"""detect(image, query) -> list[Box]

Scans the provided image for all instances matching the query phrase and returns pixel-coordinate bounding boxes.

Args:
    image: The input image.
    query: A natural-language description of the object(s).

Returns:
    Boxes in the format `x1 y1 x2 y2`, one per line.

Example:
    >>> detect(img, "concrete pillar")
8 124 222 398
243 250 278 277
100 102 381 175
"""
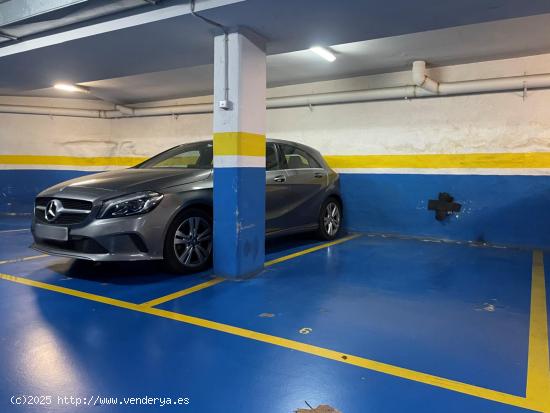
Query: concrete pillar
213 31 266 279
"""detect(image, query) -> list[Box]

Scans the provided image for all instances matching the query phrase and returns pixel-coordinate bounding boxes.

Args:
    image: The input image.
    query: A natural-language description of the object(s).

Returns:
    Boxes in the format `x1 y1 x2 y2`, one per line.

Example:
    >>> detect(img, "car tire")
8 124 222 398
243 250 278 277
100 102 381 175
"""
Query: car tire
316 197 343 241
163 208 213 273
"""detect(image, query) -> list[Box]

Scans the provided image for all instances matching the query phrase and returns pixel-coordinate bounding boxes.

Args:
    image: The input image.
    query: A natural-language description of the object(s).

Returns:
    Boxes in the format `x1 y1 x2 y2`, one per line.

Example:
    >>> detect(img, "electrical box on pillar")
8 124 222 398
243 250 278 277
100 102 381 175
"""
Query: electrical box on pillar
212 30 267 279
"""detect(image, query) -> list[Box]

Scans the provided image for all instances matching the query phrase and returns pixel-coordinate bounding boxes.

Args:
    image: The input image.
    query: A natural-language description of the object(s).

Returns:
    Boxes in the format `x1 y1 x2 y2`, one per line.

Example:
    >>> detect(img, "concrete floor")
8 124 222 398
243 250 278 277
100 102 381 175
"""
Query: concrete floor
0 217 548 412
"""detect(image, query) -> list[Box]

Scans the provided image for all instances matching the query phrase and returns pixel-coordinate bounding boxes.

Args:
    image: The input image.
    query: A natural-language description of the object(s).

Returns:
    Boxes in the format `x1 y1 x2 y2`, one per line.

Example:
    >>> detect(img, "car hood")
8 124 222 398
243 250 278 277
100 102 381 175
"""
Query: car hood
40 168 212 200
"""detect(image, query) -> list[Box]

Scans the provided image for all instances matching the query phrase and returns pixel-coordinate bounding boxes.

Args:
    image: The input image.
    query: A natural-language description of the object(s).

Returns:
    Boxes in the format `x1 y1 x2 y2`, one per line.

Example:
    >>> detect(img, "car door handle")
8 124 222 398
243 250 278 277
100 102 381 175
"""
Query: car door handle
273 175 286 183
314 173 325 178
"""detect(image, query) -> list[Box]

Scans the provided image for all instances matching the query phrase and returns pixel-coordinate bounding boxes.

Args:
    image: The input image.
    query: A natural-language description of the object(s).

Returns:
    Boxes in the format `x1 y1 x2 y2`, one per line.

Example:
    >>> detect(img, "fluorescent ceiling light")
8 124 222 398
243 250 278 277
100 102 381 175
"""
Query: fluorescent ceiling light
53 83 89 93
309 46 336 62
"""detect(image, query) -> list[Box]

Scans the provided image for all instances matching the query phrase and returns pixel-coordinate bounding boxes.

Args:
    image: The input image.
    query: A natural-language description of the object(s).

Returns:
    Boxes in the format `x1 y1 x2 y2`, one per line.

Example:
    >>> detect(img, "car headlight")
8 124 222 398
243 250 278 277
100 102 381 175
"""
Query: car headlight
98 191 163 219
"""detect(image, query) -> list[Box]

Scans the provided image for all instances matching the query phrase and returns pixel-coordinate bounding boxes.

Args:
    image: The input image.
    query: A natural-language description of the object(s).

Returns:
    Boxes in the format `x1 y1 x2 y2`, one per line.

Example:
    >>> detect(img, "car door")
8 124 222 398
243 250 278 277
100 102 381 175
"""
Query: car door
279 143 328 229
265 142 293 233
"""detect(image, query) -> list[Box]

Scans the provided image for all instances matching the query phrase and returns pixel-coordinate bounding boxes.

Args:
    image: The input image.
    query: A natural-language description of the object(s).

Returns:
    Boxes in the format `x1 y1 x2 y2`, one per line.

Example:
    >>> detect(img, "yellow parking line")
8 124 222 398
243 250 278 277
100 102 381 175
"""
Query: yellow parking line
264 233 361 267
0 254 49 266
0 271 540 411
139 277 225 308
141 233 361 307
0 272 141 308
525 250 550 412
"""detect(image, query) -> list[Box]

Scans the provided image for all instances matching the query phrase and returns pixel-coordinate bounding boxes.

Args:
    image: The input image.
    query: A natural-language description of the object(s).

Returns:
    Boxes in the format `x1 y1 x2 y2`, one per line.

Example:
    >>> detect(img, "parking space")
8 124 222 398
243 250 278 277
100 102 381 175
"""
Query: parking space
157 236 533 395
0 272 534 413
0 229 547 412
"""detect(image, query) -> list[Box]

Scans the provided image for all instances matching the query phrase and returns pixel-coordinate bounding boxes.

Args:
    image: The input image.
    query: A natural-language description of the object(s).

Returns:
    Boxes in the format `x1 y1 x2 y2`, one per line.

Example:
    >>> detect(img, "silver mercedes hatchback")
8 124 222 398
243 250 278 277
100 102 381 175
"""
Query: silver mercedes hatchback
31 139 343 273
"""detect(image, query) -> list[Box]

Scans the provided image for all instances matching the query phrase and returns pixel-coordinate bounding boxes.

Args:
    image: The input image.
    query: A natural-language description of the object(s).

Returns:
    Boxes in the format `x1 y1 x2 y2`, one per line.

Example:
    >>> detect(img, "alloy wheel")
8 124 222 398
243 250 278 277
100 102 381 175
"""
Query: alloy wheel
173 216 212 268
323 202 341 237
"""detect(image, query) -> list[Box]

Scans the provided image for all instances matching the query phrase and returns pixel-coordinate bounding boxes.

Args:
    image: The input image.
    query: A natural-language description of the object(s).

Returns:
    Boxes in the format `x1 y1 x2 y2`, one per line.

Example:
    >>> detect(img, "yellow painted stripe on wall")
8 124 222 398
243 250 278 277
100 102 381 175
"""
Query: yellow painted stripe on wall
325 152 550 169
213 132 266 157
0 155 146 167
3 152 550 169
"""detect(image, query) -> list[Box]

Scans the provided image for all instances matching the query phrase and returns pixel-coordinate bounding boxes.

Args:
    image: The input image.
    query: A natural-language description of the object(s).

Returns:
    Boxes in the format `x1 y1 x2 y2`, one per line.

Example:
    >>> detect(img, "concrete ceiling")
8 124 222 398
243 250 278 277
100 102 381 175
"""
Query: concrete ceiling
2 0 550 101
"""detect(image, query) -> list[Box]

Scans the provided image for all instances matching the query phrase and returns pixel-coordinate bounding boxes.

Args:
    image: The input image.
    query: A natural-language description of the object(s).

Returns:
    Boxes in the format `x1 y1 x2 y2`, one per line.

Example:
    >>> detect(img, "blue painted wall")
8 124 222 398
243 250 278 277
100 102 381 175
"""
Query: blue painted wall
2 170 550 248
0 170 92 214
340 173 550 248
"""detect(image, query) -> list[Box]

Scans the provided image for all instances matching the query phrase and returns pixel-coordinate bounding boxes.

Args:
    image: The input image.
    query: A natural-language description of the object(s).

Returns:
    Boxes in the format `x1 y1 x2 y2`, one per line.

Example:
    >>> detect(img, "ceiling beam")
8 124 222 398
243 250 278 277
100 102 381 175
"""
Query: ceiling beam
0 0 88 27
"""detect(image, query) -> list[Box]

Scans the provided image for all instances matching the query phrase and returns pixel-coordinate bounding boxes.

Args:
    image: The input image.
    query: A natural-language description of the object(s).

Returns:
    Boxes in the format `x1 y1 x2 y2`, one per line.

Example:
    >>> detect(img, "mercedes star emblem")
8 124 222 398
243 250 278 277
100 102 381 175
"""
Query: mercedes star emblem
45 199 63 222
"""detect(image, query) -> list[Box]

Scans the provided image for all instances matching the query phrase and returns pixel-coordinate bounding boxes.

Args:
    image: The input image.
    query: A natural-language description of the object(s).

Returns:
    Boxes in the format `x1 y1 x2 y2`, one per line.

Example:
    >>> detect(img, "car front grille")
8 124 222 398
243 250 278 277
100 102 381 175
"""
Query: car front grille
35 197 93 225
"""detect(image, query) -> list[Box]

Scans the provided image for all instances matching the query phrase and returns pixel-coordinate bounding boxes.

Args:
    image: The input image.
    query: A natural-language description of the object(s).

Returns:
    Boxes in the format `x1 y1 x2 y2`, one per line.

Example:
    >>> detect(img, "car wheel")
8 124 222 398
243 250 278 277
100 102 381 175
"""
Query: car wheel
163 208 213 273
317 198 342 240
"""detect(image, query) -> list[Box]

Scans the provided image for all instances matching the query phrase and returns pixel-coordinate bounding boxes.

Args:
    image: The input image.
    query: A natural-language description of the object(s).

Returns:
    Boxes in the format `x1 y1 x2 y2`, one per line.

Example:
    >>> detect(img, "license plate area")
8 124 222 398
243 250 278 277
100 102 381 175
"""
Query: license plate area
35 223 68 241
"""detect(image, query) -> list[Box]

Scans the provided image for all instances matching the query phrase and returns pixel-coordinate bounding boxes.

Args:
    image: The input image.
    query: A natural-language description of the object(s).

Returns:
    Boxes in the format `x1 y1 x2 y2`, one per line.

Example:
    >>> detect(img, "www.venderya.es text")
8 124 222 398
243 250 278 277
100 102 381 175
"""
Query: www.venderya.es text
10 395 190 407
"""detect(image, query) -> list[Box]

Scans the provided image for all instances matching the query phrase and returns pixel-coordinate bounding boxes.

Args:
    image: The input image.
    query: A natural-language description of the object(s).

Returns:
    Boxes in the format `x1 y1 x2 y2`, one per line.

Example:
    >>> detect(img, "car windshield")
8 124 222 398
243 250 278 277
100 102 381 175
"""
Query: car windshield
136 142 213 169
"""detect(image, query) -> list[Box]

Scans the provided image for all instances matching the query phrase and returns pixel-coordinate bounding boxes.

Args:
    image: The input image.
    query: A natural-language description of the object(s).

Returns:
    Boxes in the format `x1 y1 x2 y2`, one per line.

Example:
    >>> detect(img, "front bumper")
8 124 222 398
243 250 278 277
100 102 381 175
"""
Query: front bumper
31 195 184 262
31 241 157 262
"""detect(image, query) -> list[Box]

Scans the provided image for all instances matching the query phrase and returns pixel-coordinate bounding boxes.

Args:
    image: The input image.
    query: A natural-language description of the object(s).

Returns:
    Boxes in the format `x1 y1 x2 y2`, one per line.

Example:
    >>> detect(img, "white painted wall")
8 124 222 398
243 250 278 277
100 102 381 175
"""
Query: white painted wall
269 90 550 156
2 53 550 163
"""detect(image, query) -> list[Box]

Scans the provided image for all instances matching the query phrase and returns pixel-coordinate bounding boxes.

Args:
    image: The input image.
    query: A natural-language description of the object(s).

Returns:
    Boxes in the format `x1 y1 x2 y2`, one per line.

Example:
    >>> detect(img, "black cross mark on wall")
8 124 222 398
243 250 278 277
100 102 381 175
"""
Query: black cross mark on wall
428 193 461 221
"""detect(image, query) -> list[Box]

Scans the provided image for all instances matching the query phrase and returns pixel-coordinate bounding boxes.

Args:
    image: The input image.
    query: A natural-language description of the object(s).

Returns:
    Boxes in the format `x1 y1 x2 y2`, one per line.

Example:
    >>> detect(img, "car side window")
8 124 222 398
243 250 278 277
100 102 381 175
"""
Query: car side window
266 143 280 171
280 144 321 169
151 150 202 168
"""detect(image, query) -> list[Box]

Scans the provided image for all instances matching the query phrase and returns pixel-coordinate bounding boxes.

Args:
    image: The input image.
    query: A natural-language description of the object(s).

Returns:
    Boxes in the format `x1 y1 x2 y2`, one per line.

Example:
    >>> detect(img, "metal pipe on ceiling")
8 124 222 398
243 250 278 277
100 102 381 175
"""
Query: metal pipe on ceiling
189 0 231 109
0 0 88 27
114 103 213 117
412 60 550 95
0 104 119 118
0 102 215 118
267 86 431 108
0 30 18 41
0 0 159 44
3 61 550 118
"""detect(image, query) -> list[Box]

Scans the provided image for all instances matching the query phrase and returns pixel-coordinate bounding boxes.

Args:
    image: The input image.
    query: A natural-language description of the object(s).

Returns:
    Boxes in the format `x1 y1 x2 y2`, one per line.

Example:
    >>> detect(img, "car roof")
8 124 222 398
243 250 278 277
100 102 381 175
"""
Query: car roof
176 138 305 148
266 138 304 147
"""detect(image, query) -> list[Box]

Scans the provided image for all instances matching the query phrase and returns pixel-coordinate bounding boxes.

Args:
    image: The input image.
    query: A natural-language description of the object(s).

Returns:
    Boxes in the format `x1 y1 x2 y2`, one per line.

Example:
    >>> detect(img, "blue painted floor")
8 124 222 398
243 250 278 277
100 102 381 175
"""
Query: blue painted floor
0 215 32 231
0 217 547 412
